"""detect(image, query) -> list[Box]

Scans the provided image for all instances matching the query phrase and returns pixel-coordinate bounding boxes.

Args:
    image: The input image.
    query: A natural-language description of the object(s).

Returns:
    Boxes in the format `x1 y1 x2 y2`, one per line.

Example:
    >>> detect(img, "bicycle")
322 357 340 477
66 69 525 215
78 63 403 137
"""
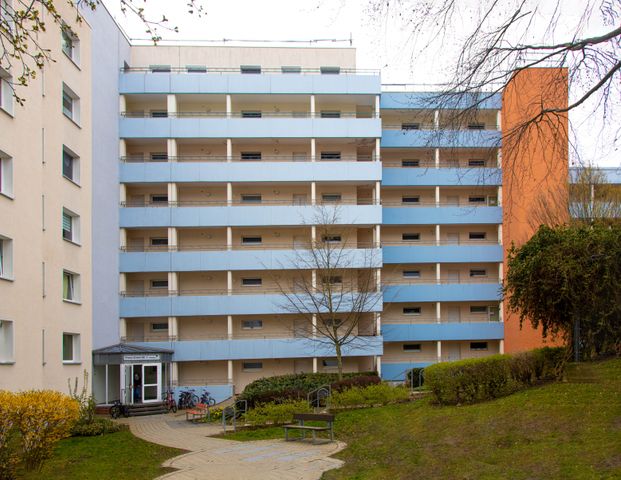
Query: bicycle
109 399 130 419
199 391 217 407
163 389 178 413
178 388 199 409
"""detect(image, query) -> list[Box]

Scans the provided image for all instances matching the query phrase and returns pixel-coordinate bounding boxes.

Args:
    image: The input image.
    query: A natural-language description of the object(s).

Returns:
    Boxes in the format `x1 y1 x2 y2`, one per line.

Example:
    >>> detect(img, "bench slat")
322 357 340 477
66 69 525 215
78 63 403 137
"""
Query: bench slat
293 413 334 422
284 425 330 431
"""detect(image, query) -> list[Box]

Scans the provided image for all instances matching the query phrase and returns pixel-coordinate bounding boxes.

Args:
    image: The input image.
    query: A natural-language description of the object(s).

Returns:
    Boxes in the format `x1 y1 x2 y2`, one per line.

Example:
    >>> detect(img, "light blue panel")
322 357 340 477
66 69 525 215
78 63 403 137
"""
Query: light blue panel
120 205 382 228
382 167 501 186
381 129 501 148
120 248 382 272
121 293 383 317
381 362 434 381
382 322 504 342
119 73 381 94
129 336 383 362
384 283 502 303
380 92 501 110
382 245 503 264
120 117 381 139
382 206 502 225
172 384 233 404
569 167 621 184
120 161 382 184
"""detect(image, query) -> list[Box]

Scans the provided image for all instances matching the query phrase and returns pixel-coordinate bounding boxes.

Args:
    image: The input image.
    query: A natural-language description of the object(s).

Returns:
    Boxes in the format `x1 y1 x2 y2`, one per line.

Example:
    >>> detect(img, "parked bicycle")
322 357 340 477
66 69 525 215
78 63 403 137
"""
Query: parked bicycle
109 399 130 419
163 389 178 413
199 391 217 406
177 388 199 409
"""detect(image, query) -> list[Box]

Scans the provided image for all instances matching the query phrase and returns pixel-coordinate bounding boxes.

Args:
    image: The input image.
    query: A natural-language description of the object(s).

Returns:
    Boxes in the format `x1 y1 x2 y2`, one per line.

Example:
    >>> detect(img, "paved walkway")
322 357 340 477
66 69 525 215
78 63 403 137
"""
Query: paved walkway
121 414 345 480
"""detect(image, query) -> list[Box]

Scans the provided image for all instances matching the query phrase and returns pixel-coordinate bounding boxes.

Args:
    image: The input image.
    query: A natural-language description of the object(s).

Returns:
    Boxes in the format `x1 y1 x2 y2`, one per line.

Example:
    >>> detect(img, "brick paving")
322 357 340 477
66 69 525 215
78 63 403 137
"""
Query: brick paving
121 414 345 480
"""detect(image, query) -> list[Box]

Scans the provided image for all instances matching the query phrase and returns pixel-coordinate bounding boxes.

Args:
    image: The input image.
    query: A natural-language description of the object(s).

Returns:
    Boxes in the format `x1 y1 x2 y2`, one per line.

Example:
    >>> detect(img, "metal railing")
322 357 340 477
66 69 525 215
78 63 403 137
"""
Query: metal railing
120 241 381 252
121 286 381 297
308 384 331 411
121 111 379 119
122 66 380 75
121 154 376 163
222 399 248 433
120 198 381 207
381 200 498 207
382 159 497 168
384 277 501 286
382 123 500 131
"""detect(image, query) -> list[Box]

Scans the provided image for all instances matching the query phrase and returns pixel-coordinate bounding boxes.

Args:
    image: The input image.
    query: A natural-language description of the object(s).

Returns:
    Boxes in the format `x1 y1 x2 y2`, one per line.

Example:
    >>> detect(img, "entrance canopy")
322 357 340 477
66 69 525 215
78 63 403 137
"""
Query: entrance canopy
93 343 173 366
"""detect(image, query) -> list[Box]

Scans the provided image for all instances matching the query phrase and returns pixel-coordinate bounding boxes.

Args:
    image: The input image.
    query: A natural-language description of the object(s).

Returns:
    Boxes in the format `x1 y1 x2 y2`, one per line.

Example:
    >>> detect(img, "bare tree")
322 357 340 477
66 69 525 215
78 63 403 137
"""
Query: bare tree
271 206 382 380
0 0 204 103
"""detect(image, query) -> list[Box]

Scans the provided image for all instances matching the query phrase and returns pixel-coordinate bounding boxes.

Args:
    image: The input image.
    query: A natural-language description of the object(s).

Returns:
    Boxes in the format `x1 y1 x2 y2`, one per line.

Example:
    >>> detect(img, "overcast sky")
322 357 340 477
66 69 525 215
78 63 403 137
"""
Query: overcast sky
102 0 619 167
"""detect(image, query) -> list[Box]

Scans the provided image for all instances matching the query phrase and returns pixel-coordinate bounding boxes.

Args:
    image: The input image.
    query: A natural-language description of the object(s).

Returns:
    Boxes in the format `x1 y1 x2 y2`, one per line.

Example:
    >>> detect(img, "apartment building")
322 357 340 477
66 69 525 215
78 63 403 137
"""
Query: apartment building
0 2 94 391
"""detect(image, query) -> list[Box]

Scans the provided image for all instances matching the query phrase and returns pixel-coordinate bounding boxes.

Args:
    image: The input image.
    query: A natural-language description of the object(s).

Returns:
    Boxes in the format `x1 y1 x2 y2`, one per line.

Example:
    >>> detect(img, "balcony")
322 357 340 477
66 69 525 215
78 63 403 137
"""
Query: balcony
120 289 384 317
382 322 504 342
381 128 501 149
120 158 382 184
119 201 382 228
382 204 502 225
382 243 503 264
382 166 501 187
125 335 383 362
120 245 382 272
119 67 381 95
383 280 502 303
379 91 502 111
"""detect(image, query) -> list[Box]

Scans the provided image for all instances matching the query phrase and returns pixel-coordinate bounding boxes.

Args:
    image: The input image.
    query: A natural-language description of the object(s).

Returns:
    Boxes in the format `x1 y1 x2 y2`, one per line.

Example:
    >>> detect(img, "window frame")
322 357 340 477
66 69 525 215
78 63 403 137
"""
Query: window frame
241 278 262 287
62 270 80 303
62 208 80 244
321 193 342 203
60 24 80 65
151 322 169 332
403 270 421 279
241 194 262 204
150 279 169 289
402 196 421 204
240 65 261 74
62 83 80 124
403 343 422 352
0 319 15 363
470 341 489 351
403 307 422 316
241 110 262 118
402 233 421 242
62 332 81 363
320 151 342 160
242 319 263 330
241 236 262 246
0 150 13 198
240 152 262 161
0 235 13 280
468 232 487 241
62 146 80 185
402 159 420 167
242 361 263 371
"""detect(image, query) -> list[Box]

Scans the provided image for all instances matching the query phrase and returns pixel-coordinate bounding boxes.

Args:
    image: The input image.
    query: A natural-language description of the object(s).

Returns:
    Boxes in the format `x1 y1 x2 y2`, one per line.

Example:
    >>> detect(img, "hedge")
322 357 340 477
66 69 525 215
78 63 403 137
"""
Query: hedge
330 383 410 409
243 400 312 426
240 371 378 407
424 347 567 405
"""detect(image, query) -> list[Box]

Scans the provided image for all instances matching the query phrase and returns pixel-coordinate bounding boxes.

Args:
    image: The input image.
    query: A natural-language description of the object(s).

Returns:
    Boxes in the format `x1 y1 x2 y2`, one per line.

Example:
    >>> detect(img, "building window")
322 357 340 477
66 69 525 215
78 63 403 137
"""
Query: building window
468 196 486 204
470 341 488 351
470 306 488 314
402 233 420 242
403 307 421 315
150 280 168 289
281 66 301 74
403 343 422 352
61 25 79 64
150 194 168 204
403 270 421 279
320 151 341 160
0 67 13 115
240 65 261 74
241 194 262 204
150 152 168 162
62 208 80 243
322 235 342 243
62 271 80 302
0 319 14 363
241 152 262 161
242 320 263 330
320 110 341 119
62 147 80 183
322 359 338 368
469 232 487 240
402 196 420 204
469 269 487 278
402 159 420 167
186 65 207 73
242 278 262 287
320 66 340 75
467 123 485 130
0 151 13 197
322 276 342 286
62 84 80 124
241 236 262 245
150 237 168 247
151 322 169 331
401 123 420 130
150 110 168 118
62 333 81 363
0 236 13 279
468 159 486 167
241 110 262 118
242 361 263 371
321 193 342 203
150 64 171 73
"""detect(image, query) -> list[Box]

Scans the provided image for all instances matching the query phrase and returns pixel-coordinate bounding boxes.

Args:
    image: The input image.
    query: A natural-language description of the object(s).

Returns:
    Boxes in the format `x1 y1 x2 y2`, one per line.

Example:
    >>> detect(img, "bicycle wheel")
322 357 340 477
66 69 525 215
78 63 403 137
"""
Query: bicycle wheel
109 405 120 419
190 394 200 408
208 397 216 407
122 406 131 418
170 400 178 413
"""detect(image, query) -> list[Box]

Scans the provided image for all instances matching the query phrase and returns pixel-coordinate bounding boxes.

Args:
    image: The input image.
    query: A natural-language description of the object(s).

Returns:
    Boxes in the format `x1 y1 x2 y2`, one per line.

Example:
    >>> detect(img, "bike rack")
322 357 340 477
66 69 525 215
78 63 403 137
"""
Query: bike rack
307 384 331 411
222 399 248 433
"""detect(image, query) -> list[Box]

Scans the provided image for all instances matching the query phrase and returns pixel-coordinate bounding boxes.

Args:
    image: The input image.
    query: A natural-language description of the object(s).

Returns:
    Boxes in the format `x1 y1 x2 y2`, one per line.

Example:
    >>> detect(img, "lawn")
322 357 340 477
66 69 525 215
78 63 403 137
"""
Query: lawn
18 429 183 480
226 359 621 480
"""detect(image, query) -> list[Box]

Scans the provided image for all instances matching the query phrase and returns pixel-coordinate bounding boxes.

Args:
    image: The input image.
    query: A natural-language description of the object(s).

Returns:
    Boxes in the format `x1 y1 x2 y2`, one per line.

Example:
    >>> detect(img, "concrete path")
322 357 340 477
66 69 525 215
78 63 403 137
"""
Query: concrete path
121 414 345 480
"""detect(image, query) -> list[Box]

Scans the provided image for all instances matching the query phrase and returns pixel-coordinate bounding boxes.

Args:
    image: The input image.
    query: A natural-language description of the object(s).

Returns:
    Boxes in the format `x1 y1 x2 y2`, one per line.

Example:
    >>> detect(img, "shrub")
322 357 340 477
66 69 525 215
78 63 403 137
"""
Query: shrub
0 391 18 480
331 383 409 409
243 400 312 427
67 371 96 426
425 347 567 405
71 418 126 437
331 375 381 393
14 390 80 470
240 371 377 407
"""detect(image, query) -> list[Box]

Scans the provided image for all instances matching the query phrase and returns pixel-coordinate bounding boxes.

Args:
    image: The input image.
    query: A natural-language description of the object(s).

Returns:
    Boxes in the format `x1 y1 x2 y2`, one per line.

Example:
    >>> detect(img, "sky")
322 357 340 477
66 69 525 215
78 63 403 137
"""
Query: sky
102 0 619 167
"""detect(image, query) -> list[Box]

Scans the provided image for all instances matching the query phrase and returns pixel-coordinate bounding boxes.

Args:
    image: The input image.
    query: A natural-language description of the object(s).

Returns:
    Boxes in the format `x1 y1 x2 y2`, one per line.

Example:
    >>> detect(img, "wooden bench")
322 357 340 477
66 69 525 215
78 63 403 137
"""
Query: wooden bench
185 403 210 422
284 413 335 444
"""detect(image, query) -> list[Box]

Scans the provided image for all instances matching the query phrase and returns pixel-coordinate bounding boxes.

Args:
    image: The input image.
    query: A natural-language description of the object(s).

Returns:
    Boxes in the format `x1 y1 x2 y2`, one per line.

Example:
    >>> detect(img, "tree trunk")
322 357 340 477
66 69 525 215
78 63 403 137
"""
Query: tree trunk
335 342 344 381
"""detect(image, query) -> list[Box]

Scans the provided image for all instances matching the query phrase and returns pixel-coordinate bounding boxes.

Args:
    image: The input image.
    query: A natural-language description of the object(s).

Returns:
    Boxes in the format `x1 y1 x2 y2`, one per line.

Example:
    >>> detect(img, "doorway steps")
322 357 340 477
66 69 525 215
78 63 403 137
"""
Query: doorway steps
128 402 168 416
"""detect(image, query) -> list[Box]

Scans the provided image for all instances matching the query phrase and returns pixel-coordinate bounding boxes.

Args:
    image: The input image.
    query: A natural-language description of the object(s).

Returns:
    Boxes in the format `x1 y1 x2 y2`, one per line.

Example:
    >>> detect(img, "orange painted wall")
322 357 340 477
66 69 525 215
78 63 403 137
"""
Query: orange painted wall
501 68 569 353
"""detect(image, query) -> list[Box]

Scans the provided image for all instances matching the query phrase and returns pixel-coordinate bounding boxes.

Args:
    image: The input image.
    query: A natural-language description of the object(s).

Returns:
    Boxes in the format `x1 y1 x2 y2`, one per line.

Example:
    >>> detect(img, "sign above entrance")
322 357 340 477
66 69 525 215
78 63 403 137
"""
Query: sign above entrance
123 354 161 362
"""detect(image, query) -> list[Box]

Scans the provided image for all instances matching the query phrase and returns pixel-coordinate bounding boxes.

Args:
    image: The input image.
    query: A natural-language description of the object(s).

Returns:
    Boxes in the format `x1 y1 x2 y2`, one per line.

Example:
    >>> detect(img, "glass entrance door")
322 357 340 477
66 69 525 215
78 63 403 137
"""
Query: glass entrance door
142 363 161 403
120 364 133 404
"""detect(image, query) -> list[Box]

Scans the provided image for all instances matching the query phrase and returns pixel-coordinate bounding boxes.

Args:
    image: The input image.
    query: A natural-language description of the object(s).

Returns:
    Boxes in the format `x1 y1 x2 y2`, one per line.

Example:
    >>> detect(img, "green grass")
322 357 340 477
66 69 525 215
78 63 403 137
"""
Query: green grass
17 429 183 480
226 359 621 479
